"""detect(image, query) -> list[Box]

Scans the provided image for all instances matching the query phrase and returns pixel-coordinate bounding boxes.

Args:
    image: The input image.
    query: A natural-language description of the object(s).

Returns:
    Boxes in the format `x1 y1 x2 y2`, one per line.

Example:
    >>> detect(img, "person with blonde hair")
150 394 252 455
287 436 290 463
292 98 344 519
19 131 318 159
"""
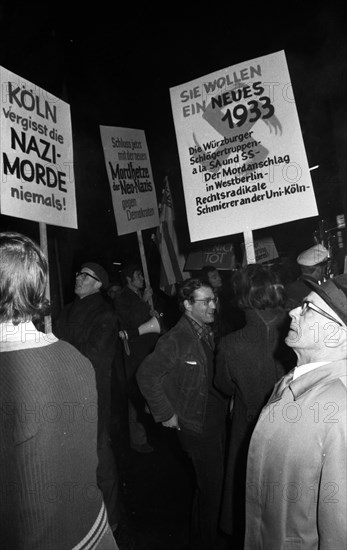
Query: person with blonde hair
0 232 118 549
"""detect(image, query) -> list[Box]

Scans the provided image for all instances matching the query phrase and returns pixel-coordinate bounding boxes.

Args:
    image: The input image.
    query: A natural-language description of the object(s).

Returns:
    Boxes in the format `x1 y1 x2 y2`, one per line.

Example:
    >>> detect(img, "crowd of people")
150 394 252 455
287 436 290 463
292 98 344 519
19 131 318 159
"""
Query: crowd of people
0 231 346 550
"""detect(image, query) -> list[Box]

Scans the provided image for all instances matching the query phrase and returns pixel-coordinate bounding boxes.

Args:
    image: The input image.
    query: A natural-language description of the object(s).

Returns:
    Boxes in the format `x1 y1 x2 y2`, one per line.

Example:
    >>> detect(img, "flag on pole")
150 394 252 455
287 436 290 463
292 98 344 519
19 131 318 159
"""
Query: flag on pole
156 176 188 295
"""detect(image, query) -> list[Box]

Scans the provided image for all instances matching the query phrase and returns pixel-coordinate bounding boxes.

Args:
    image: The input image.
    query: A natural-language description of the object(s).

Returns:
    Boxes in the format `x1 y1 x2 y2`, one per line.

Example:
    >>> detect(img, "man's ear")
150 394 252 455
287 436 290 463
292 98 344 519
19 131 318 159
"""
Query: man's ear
184 298 192 313
95 279 102 291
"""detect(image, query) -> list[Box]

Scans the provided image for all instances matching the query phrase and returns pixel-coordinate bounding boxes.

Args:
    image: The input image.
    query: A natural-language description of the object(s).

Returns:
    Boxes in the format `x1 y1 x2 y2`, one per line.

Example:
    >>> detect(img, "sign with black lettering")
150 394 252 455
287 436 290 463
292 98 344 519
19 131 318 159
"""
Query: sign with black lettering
0 66 77 228
170 50 318 242
99 125 159 235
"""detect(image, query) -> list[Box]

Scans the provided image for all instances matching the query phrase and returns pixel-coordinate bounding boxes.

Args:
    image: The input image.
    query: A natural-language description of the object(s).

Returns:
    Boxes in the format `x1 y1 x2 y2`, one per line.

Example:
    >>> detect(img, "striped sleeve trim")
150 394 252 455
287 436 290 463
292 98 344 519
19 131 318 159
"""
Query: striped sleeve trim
72 503 109 550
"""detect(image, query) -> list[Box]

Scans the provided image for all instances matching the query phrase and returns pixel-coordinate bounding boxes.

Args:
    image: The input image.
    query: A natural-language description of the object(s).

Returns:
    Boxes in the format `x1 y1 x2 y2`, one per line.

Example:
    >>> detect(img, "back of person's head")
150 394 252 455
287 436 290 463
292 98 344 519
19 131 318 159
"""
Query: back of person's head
232 263 285 310
300 263 327 280
177 278 212 311
120 263 141 286
0 231 50 325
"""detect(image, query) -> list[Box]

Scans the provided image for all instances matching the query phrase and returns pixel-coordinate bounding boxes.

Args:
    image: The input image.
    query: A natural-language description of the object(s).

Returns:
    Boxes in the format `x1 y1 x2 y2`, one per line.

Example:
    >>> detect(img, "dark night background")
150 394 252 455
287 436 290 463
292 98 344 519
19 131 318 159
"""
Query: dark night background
1 1 347 309
1 4 347 549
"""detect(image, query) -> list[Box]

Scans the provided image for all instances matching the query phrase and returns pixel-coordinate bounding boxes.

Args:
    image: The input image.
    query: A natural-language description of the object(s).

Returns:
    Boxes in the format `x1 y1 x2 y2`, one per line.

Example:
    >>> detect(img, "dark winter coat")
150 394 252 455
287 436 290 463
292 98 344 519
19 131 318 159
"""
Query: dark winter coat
114 286 159 384
214 307 295 536
54 292 119 433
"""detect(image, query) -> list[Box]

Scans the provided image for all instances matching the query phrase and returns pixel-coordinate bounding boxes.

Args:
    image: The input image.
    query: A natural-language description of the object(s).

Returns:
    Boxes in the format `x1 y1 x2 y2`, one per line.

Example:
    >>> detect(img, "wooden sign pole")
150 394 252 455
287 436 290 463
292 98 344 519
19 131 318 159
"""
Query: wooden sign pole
39 222 52 334
243 228 256 265
137 229 154 309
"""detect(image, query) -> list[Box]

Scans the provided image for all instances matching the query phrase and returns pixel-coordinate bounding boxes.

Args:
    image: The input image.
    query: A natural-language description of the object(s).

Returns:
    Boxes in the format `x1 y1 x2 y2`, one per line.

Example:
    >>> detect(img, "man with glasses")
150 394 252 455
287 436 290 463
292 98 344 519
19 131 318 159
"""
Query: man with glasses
136 278 229 550
54 262 122 540
244 274 347 550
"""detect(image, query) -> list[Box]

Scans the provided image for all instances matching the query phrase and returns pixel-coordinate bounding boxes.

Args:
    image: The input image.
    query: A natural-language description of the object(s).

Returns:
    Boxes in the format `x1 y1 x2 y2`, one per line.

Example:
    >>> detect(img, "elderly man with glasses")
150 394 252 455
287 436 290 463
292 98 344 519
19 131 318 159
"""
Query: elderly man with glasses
136 278 229 550
54 262 122 540
244 274 347 550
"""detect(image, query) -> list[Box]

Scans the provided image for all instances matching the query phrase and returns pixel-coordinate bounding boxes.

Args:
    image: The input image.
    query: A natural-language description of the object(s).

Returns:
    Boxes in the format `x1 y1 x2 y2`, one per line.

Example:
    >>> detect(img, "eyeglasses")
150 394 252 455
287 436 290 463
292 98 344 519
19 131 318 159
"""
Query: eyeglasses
193 297 219 306
300 300 342 326
76 271 100 283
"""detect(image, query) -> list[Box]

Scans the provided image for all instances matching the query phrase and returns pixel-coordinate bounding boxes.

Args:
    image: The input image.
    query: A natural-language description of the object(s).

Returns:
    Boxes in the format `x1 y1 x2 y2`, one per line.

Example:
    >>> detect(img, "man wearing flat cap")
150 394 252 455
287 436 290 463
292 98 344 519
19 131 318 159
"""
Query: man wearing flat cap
54 262 121 535
244 274 347 550
285 243 329 308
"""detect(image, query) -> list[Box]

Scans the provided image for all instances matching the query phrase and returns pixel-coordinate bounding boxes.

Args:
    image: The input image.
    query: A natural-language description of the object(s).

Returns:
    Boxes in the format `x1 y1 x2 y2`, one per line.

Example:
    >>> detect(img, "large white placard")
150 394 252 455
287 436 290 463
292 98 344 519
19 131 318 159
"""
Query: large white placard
100 126 159 236
170 50 318 242
0 67 77 228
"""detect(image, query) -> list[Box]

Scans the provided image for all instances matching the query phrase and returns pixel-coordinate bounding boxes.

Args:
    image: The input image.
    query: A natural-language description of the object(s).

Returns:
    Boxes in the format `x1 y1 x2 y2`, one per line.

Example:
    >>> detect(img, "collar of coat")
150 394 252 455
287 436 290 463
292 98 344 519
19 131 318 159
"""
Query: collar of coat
269 360 346 402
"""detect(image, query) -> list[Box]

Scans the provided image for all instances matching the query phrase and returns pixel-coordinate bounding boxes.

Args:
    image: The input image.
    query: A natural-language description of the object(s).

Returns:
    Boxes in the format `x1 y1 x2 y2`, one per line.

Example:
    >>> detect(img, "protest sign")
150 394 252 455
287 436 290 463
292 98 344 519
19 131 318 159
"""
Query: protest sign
184 242 236 270
242 236 279 265
0 67 77 228
170 50 318 244
99 125 159 236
